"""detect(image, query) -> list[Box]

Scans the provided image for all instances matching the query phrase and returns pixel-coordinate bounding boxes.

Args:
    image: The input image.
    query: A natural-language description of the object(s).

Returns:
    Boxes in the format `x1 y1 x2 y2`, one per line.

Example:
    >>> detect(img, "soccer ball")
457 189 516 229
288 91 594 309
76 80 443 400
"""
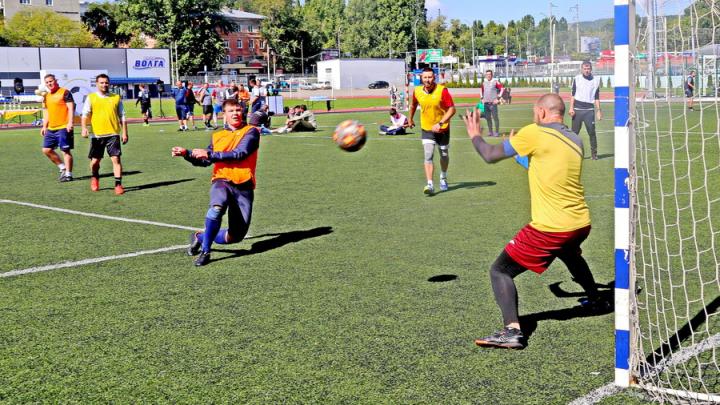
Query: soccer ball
34 86 48 97
333 119 367 152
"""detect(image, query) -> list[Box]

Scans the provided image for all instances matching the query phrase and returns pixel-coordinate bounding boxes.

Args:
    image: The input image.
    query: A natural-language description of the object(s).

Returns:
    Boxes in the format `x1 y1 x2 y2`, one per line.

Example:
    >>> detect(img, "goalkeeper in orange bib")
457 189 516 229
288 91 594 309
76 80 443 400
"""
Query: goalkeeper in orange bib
171 99 260 266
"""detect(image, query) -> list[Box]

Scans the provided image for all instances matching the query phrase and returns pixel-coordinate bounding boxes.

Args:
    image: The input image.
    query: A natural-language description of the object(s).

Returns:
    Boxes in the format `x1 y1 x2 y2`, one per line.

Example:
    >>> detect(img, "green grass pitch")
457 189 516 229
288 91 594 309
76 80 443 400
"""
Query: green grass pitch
0 103 664 403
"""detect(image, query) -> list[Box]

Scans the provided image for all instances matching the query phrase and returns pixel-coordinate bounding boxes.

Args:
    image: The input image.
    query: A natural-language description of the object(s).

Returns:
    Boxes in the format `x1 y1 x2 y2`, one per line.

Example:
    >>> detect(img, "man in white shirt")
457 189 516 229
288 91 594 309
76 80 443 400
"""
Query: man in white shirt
569 61 603 160
379 108 409 135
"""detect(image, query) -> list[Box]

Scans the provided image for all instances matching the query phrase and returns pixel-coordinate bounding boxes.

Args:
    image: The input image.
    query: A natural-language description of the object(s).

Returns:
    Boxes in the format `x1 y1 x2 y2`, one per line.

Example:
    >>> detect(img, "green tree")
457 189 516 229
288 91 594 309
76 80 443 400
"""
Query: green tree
4 8 100 47
82 2 132 46
120 0 236 74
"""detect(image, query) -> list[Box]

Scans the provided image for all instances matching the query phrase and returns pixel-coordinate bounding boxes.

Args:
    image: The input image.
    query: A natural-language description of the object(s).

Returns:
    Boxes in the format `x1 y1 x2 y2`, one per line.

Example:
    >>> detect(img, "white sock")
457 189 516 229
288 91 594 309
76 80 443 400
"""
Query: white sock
58 163 66 171
440 171 447 180
427 180 433 186
65 171 72 177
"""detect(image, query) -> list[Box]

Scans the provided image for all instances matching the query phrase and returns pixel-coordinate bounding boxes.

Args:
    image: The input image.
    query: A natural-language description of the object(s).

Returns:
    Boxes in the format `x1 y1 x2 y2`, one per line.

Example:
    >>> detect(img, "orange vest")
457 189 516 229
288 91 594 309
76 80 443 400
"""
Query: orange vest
211 125 258 187
44 87 72 130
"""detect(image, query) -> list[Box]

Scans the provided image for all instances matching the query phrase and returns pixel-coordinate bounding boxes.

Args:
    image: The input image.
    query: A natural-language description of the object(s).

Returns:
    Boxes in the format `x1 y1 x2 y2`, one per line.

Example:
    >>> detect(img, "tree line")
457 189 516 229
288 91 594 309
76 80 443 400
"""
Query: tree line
0 0 706 75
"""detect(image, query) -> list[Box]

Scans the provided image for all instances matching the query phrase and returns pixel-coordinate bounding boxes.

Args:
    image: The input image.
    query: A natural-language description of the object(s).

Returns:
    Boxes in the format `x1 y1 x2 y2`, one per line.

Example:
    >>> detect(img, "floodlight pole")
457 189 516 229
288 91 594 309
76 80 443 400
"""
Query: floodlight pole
471 20 476 67
414 17 420 69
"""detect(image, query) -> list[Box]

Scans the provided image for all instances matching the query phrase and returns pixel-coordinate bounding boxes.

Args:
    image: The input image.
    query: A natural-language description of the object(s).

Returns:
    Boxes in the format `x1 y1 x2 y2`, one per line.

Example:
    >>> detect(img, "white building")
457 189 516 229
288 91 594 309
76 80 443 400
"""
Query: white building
316 59 406 90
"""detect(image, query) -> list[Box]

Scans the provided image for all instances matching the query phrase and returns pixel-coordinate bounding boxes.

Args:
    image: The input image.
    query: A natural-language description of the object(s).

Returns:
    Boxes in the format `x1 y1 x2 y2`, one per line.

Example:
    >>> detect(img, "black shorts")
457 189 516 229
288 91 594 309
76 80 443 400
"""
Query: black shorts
89 135 121 159
203 105 214 115
685 89 693 97
140 103 151 114
421 129 450 146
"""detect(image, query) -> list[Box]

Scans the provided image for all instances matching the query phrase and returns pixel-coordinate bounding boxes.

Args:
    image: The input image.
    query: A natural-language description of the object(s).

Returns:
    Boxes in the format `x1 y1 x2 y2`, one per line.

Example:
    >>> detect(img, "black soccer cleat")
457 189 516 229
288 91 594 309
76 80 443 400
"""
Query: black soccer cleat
474 327 526 349
194 251 211 267
187 232 202 256
580 296 613 313
59 175 73 182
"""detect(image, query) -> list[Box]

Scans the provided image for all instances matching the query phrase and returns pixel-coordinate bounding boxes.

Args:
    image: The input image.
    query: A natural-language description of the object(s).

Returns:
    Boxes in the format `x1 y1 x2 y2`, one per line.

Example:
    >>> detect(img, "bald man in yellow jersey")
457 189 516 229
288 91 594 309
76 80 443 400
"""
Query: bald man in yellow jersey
81 74 129 195
408 67 456 195
172 99 261 267
462 94 606 350
40 74 75 182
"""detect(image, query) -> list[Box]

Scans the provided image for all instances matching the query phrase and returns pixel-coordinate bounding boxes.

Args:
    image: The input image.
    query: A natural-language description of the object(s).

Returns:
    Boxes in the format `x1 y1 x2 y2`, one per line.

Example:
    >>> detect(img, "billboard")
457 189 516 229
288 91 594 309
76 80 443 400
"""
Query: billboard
40 69 108 118
127 48 171 83
320 49 340 61
417 49 443 63
581 37 601 54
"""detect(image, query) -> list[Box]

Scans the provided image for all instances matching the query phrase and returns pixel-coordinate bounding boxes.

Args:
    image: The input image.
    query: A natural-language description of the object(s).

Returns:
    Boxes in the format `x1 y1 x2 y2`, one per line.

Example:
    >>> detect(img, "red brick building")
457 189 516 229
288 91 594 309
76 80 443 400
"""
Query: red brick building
220 10 267 73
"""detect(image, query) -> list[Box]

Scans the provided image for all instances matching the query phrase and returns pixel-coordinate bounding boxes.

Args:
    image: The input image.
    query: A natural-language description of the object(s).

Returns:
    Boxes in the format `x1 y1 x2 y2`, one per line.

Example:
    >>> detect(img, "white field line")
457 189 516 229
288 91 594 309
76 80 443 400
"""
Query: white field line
1 245 187 278
568 382 623 405
0 199 198 231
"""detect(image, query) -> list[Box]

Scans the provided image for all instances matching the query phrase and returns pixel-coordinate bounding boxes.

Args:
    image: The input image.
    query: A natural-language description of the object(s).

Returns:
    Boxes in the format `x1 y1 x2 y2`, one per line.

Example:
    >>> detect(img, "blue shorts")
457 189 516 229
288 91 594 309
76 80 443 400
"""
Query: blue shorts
175 105 188 120
209 179 254 240
213 104 223 114
43 128 74 151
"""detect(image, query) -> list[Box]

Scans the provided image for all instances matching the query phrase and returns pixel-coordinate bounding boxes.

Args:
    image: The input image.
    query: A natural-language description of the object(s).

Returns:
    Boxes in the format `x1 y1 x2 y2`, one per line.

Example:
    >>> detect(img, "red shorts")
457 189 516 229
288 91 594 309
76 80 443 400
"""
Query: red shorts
504 224 591 274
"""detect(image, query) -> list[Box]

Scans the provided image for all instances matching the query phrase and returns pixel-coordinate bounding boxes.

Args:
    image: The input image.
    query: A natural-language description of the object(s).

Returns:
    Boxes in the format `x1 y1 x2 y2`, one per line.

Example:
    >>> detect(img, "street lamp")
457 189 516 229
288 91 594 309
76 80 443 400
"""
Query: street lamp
413 17 420 69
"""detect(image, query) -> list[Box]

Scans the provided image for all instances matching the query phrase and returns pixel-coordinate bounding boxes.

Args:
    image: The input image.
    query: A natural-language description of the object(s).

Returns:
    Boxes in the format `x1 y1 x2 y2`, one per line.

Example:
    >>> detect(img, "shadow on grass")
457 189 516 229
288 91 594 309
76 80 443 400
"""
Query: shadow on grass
446 181 496 192
587 153 613 160
519 282 614 339
121 178 195 193
211 226 334 263
428 274 458 282
73 170 142 181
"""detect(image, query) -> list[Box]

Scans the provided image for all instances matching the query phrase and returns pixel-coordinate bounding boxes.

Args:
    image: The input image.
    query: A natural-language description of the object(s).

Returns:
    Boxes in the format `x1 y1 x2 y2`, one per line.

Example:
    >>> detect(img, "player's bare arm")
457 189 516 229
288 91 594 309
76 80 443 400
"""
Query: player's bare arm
431 106 456 133
463 109 508 163
121 121 129 144
66 101 75 132
41 108 49 136
408 98 418 128
595 99 603 120
81 115 90 138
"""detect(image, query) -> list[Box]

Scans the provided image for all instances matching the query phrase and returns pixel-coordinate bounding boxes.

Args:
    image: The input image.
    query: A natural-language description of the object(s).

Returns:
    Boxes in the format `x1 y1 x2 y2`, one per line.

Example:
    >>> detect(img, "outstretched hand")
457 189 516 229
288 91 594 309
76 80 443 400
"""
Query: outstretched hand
462 108 484 138
171 146 186 157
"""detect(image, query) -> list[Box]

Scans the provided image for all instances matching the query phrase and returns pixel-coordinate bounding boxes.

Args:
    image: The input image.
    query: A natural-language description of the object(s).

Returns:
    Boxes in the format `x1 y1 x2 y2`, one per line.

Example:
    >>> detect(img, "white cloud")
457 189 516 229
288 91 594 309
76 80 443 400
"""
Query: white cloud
425 0 444 15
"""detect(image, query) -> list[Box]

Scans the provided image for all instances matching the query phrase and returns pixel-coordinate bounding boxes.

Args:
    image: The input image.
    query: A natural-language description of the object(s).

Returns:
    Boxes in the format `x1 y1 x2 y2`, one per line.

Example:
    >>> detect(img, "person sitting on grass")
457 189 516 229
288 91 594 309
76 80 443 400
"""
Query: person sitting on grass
379 108 409 135
275 104 316 133
249 104 274 135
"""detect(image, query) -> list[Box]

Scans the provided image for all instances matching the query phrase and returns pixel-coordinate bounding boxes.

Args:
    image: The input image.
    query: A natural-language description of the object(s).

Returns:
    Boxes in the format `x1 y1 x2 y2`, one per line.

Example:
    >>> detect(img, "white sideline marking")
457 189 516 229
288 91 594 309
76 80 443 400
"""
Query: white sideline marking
0 199 198 231
1 245 187 278
568 382 623 405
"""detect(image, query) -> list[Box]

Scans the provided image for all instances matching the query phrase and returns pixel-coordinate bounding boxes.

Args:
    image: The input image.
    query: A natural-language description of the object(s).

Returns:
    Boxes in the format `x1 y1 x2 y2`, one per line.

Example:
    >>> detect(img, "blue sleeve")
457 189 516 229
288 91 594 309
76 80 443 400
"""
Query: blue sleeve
503 139 518 157
209 127 260 162
504 139 528 170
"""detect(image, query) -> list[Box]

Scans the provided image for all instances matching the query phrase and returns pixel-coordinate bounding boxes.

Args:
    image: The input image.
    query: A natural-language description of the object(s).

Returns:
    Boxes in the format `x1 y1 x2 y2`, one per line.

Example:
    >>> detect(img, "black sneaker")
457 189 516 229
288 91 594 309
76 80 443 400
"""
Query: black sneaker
59 175 73 182
58 170 65 181
474 327 526 349
194 251 211 266
177 128 184 132
187 231 202 256
580 297 613 313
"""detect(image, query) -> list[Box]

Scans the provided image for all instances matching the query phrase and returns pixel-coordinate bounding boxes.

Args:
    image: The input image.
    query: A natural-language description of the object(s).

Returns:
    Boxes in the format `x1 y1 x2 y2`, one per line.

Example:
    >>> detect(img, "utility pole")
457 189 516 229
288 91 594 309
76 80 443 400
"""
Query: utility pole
471 20 476 67
300 40 304 75
414 17 420 69
570 1 580 54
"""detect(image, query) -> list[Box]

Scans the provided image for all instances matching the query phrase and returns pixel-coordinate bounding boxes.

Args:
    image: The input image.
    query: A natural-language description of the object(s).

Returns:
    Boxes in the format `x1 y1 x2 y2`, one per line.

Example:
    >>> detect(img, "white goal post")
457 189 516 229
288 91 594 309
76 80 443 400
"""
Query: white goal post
615 0 720 402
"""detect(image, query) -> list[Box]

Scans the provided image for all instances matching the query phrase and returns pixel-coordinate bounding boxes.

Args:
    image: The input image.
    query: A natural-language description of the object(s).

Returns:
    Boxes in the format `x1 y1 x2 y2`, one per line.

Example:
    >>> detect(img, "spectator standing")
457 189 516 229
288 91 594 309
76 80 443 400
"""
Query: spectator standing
480 70 504 137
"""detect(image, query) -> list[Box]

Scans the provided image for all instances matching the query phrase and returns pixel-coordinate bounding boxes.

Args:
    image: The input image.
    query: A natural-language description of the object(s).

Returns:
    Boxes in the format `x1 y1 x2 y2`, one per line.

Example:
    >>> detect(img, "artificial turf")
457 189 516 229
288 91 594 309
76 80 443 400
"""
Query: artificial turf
0 103 667 403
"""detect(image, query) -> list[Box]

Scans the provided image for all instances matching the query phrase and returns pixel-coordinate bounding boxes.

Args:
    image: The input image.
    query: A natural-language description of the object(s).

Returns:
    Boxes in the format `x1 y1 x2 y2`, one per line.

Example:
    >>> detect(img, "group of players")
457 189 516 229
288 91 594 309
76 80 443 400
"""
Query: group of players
39 63 609 349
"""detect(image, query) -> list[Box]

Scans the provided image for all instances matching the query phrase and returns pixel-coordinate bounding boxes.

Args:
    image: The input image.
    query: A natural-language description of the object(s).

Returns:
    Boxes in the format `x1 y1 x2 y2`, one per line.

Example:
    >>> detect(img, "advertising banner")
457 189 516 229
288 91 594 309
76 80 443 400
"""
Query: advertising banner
126 49 171 83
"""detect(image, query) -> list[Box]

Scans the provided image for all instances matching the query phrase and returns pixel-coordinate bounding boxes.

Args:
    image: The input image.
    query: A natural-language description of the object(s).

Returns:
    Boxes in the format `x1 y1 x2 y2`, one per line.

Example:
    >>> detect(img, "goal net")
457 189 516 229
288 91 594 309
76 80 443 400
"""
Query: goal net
617 0 720 402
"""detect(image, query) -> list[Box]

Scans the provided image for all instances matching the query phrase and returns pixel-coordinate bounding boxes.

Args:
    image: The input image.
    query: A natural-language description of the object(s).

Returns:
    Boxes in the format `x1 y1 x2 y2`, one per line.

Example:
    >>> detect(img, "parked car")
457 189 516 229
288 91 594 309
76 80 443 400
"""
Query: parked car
313 81 331 90
368 80 389 89
298 81 314 90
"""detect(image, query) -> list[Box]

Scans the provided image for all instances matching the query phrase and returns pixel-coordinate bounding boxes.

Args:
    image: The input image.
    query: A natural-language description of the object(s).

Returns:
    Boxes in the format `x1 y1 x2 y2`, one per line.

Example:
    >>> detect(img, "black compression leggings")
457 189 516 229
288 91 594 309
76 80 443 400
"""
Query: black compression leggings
490 249 599 326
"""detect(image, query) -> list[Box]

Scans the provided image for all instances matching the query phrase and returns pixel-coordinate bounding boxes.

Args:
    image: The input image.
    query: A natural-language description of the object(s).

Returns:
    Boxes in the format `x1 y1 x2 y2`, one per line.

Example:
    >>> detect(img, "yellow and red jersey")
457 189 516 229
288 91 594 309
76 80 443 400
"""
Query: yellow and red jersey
413 84 454 132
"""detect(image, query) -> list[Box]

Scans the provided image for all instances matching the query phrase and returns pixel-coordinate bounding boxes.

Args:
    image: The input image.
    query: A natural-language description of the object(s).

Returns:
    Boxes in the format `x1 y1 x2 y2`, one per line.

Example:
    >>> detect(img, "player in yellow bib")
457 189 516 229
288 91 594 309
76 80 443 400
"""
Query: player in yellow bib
81 74 129 195
409 67 456 195
462 94 606 350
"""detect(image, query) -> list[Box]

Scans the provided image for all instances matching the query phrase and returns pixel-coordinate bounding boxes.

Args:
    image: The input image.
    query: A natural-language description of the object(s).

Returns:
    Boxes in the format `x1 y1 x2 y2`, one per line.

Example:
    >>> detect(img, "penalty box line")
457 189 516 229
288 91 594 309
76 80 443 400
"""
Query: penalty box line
1 245 187 278
0 199 198 231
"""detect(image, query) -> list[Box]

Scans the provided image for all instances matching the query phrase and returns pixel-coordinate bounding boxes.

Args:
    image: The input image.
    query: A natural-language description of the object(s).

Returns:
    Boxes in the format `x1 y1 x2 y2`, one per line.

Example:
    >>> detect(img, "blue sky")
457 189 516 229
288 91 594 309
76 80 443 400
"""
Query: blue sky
428 0 694 24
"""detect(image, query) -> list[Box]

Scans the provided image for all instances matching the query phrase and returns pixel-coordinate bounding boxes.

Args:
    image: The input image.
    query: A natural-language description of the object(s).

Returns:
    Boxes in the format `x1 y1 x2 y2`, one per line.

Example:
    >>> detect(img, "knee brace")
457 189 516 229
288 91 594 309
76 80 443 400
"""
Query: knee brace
439 144 449 159
206 205 225 221
423 140 436 164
